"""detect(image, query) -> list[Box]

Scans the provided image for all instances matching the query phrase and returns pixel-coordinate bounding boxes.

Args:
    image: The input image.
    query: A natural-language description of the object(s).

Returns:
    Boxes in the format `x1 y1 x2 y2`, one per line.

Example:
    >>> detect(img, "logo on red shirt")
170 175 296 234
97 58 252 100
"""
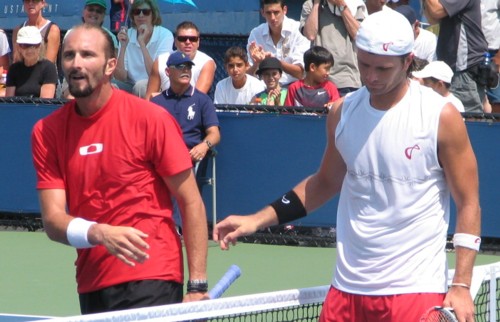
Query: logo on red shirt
79 143 103 156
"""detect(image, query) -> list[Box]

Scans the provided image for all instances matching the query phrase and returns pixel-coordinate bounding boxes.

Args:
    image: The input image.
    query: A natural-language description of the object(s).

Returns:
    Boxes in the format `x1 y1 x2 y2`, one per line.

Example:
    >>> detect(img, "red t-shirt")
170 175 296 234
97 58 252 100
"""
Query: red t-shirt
284 79 340 108
32 89 192 293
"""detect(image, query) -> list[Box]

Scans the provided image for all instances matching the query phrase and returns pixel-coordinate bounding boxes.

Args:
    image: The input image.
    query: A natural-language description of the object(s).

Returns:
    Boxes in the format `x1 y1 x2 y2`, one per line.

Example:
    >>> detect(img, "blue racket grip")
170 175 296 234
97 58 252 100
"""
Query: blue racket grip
208 265 241 299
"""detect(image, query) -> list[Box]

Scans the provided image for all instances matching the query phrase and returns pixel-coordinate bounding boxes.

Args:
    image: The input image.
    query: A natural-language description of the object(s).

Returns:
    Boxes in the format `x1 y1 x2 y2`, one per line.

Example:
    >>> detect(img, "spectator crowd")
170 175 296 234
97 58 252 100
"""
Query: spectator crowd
0 0 498 113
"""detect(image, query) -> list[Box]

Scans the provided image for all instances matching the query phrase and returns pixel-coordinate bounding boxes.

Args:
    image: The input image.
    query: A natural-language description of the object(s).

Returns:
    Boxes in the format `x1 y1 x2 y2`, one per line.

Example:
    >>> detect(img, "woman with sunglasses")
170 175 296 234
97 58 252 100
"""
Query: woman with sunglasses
5 26 58 98
12 0 60 65
115 0 174 98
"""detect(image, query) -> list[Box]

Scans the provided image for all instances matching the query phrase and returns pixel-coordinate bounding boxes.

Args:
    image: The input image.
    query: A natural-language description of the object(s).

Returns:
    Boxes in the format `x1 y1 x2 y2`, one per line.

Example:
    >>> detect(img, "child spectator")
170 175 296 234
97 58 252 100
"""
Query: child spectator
284 46 340 109
413 60 465 112
214 47 266 105
114 0 174 98
5 26 58 98
12 0 60 65
250 57 287 106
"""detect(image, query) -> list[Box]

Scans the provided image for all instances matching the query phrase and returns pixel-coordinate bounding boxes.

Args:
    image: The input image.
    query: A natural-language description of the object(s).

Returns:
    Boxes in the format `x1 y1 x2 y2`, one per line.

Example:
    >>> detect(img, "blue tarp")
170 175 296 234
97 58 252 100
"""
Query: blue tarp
0 103 498 237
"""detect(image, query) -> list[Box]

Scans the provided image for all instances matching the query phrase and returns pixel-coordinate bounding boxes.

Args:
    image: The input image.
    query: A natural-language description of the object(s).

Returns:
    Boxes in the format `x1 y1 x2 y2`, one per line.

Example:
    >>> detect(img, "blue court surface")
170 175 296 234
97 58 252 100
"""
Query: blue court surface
0 314 53 322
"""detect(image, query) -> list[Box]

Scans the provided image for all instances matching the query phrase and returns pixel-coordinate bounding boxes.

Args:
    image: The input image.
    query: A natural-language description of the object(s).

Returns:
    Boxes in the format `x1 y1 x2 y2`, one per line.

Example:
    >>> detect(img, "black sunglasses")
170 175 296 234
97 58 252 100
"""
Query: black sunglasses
170 63 193 70
132 8 152 16
176 36 199 43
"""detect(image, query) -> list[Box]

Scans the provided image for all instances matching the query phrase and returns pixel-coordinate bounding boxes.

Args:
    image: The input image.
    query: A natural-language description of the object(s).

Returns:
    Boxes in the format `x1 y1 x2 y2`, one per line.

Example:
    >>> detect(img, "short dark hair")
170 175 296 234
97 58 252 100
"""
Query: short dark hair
260 0 286 8
304 46 334 72
176 21 200 35
224 46 248 64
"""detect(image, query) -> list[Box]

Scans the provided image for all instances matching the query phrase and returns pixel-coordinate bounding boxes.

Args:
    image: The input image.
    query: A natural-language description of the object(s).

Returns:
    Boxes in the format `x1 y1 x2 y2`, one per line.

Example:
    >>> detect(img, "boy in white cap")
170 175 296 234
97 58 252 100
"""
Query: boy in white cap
213 9 480 322
413 60 465 112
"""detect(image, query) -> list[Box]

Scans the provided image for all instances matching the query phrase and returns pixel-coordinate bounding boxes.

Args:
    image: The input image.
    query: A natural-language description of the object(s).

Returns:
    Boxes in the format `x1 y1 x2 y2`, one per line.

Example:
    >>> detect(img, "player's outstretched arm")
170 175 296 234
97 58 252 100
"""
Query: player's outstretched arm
214 102 346 250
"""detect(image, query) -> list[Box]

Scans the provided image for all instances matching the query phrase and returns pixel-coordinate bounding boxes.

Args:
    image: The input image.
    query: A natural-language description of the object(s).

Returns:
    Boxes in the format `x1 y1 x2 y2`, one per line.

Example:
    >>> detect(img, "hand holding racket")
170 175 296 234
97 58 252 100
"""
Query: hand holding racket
420 306 458 322
208 265 241 299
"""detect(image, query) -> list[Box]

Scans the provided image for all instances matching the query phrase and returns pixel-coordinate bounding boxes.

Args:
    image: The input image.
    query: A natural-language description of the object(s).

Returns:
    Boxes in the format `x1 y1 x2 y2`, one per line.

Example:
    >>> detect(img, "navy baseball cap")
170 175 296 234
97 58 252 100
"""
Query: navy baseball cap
394 5 417 25
166 51 195 67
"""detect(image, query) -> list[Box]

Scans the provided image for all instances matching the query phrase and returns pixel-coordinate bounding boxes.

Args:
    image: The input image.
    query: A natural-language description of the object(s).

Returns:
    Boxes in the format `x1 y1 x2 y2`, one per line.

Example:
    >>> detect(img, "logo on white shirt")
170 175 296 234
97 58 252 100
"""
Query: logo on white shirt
187 104 196 120
79 143 103 156
404 144 420 160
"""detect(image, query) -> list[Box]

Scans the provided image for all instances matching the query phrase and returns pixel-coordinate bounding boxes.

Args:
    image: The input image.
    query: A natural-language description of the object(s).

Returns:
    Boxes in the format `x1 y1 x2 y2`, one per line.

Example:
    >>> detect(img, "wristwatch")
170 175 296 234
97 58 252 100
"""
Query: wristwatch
338 5 346 12
204 140 213 149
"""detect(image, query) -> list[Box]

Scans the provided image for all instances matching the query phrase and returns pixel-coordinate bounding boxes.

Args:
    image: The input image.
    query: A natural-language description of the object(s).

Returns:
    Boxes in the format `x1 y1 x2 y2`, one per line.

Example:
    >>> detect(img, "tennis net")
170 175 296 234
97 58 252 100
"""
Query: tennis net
40 262 500 322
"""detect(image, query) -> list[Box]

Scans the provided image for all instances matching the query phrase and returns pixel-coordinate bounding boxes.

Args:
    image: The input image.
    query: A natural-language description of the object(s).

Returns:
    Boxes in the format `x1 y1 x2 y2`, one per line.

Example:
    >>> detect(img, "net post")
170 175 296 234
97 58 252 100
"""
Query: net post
489 265 498 322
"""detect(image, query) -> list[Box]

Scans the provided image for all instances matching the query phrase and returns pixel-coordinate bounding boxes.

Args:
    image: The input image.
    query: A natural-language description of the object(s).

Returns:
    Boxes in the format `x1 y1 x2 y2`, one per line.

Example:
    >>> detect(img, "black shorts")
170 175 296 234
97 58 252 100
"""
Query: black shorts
79 280 183 315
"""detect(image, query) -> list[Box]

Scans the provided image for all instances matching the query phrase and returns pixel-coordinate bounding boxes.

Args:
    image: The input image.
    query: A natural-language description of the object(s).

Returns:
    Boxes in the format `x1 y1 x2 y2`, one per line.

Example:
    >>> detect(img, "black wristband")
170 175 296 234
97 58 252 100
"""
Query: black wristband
269 190 307 225
187 279 208 293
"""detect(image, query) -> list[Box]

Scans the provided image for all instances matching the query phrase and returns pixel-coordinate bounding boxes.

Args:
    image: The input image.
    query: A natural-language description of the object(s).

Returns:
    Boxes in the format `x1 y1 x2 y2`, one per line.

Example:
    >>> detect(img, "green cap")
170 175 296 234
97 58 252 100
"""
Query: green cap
85 0 107 9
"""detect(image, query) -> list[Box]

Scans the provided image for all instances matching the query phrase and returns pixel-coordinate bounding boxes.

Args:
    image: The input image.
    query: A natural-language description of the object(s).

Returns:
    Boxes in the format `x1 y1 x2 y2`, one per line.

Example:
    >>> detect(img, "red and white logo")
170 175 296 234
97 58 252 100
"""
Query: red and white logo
405 144 420 160
79 143 103 156
382 42 394 52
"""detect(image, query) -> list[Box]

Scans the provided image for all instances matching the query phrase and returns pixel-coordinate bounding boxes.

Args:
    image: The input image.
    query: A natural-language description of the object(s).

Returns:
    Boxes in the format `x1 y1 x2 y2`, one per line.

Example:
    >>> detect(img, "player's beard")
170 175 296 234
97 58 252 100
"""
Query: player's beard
67 66 106 98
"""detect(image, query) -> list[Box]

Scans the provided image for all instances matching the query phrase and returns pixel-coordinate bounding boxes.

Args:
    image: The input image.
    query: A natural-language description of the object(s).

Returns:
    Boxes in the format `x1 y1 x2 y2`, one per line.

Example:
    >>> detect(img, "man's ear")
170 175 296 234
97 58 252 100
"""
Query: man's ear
165 67 170 77
105 58 117 76
283 5 288 16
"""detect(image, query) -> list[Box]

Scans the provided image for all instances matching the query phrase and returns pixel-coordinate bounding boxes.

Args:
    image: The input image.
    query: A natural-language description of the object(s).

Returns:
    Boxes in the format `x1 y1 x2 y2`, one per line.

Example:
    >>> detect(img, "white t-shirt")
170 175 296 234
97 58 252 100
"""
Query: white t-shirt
157 50 215 91
414 28 437 62
0 30 10 56
334 81 450 295
120 26 174 82
481 0 500 49
214 75 266 105
247 16 310 86
445 93 465 112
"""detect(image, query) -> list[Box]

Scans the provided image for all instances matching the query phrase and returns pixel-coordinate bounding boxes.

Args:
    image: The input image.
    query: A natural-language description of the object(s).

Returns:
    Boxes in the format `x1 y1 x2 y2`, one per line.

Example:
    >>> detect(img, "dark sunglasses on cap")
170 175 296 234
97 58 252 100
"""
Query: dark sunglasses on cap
176 36 199 43
132 8 152 16
19 43 41 49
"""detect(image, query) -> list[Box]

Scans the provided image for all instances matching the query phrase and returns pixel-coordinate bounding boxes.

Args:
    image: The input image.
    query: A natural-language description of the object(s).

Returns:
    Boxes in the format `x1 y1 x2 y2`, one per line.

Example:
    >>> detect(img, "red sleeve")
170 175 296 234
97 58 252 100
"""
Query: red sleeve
284 82 297 106
32 115 66 190
326 81 340 102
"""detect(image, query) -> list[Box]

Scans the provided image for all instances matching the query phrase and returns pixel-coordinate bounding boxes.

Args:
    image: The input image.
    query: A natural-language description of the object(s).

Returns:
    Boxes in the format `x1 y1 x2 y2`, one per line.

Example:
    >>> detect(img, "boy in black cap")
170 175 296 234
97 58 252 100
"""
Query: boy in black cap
250 57 287 106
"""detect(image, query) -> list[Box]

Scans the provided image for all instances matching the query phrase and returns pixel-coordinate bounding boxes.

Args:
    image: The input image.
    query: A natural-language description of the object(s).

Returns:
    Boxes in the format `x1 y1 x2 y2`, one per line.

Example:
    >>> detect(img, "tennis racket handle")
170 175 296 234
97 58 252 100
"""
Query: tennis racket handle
208 265 241 299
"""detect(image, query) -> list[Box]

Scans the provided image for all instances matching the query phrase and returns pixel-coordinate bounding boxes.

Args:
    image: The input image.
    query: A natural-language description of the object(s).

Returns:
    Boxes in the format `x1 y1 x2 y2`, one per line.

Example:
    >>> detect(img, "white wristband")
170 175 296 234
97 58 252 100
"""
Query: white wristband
453 233 481 251
66 217 96 249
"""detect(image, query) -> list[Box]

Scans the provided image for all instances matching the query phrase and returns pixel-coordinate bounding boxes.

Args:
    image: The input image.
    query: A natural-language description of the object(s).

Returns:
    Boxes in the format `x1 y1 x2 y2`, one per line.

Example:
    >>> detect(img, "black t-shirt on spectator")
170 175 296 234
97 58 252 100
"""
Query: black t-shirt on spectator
6 59 58 98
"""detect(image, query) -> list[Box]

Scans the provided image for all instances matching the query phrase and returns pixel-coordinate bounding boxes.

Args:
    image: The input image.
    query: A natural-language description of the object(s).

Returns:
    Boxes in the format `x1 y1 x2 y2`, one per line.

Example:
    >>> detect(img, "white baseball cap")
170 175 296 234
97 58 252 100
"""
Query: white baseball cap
412 61 454 83
355 9 414 56
16 26 42 45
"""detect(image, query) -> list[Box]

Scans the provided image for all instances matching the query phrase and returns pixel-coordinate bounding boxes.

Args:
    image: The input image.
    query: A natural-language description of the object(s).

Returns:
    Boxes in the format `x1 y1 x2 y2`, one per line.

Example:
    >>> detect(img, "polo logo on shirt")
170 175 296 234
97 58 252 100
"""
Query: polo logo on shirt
187 104 196 120
79 143 103 156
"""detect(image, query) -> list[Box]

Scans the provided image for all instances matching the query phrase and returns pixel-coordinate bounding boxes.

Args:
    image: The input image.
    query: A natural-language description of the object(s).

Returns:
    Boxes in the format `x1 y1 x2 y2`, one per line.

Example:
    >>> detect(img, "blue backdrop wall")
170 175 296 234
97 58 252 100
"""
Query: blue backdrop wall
0 103 498 237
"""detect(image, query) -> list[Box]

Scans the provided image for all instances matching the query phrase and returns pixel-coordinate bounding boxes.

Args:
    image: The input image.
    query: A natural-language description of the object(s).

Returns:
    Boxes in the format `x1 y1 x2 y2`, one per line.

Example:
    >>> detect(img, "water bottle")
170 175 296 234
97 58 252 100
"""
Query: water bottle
478 52 492 86
0 70 6 86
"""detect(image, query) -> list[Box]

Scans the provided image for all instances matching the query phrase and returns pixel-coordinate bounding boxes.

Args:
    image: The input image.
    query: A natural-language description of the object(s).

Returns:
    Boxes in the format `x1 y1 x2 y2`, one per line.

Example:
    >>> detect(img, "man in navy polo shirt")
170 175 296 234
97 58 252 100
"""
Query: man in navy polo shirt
151 51 220 165
151 51 220 233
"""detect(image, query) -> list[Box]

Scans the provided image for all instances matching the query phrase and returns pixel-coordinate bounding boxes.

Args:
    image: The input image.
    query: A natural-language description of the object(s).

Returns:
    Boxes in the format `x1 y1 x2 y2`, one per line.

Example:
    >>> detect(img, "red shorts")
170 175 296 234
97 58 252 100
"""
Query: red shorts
319 286 446 322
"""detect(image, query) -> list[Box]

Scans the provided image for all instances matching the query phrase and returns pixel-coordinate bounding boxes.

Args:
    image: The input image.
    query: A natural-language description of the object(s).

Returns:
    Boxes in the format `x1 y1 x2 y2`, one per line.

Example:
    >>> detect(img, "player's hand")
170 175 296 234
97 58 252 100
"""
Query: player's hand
183 291 209 302
213 215 259 250
89 224 150 266
443 286 475 322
